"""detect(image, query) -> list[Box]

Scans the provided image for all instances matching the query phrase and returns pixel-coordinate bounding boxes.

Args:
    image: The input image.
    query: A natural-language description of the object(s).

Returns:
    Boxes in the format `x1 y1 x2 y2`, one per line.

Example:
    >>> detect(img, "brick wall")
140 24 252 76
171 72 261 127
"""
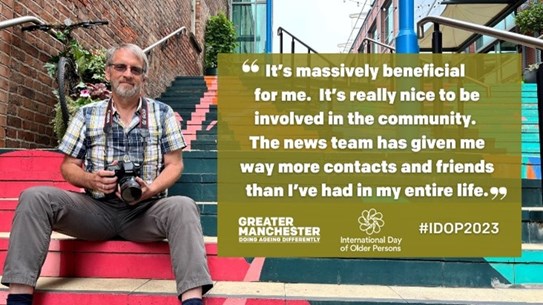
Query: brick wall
0 0 228 148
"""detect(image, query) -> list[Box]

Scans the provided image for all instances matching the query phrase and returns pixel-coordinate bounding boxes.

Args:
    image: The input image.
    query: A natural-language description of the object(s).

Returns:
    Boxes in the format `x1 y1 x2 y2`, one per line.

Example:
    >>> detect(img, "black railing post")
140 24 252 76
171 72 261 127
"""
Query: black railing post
279 31 283 53
275 27 319 54
432 23 443 54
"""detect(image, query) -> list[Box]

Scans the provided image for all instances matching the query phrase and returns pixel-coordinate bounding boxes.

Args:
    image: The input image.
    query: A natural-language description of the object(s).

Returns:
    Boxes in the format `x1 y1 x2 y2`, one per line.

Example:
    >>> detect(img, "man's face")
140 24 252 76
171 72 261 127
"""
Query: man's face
106 48 145 99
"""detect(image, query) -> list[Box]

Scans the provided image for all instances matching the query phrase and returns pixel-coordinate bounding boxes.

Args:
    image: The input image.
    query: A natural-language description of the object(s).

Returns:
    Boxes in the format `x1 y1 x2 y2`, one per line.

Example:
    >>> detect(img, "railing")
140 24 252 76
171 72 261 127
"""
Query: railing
277 27 319 54
143 26 188 54
419 15 543 189
0 17 190 56
359 37 395 53
0 16 58 38
417 15 543 51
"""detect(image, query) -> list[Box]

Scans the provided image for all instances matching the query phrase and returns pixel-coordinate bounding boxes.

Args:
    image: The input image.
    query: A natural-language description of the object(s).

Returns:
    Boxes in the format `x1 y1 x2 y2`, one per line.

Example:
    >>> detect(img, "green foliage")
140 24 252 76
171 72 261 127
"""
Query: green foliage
46 28 110 141
516 1 543 34
46 34 107 83
52 92 81 143
204 12 238 69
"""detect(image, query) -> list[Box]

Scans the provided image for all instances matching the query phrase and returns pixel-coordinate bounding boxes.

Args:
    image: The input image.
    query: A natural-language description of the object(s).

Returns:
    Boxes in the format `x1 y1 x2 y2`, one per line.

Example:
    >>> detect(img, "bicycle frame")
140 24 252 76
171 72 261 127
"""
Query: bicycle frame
22 20 108 130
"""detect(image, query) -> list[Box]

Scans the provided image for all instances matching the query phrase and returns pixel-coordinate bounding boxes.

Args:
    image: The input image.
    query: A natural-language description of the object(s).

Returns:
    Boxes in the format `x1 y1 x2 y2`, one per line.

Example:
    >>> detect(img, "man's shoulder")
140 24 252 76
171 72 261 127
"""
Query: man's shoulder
145 97 170 108
145 97 174 114
79 100 109 112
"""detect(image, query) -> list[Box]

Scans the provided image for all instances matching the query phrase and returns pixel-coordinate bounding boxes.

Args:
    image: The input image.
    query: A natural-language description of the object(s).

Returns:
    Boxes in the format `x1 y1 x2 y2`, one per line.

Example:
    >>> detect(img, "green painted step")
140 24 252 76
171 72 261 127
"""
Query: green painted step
159 95 208 103
190 142 217 150
255 247 543 288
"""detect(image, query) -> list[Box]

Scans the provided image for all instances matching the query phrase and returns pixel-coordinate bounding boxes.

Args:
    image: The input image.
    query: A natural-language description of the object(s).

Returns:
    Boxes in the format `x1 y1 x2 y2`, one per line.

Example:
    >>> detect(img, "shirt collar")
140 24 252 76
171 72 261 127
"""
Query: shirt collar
110 98 143 115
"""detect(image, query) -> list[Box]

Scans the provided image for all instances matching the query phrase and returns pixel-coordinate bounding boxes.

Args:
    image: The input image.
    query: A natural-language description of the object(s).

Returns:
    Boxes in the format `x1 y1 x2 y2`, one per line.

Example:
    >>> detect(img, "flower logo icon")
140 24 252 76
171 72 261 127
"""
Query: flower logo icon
358 208 385 235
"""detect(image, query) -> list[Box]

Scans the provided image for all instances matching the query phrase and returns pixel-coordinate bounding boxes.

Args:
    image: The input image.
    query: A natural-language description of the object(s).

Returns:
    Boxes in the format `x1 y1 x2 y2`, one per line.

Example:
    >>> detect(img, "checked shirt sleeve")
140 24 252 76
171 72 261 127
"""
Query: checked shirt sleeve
57 108 87 159
161 106 187 153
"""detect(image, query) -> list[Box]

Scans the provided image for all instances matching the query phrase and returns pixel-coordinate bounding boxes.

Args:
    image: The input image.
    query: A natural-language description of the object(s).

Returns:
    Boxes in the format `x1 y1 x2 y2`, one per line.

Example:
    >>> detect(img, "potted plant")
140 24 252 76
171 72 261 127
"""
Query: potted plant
204 12 237 75
515 1 543 35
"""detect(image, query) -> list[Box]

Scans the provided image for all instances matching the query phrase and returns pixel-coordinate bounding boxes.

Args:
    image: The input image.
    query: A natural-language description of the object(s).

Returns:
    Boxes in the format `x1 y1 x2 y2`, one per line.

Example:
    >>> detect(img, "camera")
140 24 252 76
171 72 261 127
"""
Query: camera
106 161 142 202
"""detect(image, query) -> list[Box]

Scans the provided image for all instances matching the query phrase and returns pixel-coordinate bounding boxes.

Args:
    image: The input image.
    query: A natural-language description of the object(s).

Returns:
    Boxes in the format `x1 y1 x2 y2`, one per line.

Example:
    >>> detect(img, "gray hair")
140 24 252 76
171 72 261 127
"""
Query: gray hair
106 43 149 76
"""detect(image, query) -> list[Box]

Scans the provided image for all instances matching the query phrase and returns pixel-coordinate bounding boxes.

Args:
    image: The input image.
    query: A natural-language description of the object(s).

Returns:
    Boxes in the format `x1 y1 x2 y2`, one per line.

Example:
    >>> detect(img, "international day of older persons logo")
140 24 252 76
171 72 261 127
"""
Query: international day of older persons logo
358 208 385 235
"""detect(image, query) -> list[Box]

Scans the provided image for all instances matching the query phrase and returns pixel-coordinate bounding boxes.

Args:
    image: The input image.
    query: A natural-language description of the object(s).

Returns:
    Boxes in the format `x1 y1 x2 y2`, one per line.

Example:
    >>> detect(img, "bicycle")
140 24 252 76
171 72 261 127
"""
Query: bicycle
22 20 108 130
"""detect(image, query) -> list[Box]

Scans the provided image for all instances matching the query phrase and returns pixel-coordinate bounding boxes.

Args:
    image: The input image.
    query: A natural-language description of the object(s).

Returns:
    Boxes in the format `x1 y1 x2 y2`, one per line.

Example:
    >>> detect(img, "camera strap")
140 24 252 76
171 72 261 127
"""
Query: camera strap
102 97 149 168
103 97 149 131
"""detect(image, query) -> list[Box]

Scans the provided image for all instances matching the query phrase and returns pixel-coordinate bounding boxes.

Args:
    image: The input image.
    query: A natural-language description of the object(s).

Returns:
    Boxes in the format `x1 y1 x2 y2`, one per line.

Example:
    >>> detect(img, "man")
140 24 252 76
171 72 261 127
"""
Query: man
2 43 213 305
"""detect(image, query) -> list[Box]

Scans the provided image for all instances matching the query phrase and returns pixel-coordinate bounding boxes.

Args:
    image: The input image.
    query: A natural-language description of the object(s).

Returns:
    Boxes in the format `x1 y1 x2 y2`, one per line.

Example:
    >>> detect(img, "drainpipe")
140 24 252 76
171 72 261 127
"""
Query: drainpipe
395 0 419 53
266 0 273 53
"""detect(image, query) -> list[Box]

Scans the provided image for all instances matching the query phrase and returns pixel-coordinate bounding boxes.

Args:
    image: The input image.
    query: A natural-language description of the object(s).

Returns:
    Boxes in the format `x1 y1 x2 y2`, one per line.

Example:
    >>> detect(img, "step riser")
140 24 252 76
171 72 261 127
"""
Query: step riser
1 237 542 287
0 212 537 242
0 239 252 281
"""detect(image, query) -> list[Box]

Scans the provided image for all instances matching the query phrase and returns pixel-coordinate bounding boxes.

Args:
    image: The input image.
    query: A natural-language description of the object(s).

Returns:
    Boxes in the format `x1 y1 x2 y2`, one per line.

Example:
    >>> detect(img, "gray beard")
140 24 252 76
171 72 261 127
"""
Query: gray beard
114 84 140 98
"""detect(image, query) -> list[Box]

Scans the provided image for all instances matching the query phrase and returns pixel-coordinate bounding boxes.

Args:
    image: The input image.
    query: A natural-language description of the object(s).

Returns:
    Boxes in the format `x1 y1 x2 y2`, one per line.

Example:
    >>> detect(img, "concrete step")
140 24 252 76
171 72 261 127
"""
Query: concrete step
0 277 541 305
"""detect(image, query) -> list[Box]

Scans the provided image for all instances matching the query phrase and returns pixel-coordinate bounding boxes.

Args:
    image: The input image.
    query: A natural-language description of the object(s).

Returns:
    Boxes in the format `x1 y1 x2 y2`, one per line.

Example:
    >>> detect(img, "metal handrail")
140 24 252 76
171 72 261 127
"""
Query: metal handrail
0 16 58 37
417 15 543 50
143 26 188 54
277 27 319 54
360 37 395 53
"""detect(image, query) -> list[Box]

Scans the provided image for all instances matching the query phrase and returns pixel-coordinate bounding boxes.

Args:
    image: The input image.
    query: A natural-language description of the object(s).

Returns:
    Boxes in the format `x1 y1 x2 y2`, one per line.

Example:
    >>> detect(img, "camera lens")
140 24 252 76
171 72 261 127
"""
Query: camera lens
119 177 142 202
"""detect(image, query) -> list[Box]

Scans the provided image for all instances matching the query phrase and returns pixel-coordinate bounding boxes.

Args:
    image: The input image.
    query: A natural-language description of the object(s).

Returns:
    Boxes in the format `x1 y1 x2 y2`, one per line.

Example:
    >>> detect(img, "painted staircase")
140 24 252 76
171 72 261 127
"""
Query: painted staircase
0 78 542 304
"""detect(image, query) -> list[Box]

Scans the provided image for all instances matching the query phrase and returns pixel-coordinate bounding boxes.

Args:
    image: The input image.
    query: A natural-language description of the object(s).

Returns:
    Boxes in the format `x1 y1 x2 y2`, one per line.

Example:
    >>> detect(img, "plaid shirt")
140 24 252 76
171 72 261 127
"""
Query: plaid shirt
58 97 186 198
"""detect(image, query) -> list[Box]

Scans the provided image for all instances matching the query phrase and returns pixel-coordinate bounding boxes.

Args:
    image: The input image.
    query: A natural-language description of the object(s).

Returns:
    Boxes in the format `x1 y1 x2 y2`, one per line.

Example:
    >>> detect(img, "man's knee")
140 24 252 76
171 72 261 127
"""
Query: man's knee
17 186 59 213
162 196 200 220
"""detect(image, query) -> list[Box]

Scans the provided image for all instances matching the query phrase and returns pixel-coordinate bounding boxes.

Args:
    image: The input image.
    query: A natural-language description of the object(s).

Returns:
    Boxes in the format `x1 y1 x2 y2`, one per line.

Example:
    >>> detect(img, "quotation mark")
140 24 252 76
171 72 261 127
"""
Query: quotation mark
489 186 507 200
358 208 385 235
242 59 260 73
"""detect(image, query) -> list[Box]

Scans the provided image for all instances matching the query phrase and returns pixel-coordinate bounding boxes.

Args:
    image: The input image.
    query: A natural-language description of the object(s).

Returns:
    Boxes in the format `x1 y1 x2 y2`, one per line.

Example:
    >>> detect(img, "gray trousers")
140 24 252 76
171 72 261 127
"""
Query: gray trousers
1 186 213 296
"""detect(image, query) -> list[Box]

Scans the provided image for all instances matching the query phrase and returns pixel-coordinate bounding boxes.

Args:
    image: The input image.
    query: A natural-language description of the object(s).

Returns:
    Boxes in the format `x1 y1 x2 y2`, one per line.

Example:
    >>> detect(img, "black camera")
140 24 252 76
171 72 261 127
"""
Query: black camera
106 161 142 202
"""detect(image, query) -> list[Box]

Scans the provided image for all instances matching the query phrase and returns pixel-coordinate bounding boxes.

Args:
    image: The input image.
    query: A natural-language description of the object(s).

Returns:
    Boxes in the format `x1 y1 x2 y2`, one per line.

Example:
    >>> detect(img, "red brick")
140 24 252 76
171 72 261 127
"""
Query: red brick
5 139 18 147
7 115 21 128
0 0 228 148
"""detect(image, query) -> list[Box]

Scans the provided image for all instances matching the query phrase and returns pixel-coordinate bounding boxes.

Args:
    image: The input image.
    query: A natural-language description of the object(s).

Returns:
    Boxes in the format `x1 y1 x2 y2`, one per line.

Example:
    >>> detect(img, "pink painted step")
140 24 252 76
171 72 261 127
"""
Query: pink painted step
0 150 258 283
0 200 16 232
0 235 253 282
183 81 217 150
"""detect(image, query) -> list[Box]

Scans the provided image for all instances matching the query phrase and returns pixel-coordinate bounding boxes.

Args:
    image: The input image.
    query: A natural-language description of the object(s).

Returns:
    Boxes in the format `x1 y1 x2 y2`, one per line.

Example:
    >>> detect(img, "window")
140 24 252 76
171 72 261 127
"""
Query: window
368 23 378 53
232 0 267 53
383 1 394 44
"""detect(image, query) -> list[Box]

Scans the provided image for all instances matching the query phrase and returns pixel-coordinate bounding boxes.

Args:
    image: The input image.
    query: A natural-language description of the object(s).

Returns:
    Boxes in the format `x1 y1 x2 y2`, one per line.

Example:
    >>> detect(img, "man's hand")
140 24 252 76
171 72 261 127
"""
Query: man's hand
92 169 117 195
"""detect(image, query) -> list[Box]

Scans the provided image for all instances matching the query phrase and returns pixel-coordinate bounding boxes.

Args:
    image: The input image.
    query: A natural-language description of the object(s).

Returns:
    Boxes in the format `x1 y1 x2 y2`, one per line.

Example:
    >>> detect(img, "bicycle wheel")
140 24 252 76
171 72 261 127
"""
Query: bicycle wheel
57 57 79 129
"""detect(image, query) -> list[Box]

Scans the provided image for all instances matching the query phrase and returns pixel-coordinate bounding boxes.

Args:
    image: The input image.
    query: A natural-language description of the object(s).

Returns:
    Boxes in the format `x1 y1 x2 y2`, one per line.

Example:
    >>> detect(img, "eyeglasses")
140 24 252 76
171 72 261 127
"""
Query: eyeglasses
108 63 145 76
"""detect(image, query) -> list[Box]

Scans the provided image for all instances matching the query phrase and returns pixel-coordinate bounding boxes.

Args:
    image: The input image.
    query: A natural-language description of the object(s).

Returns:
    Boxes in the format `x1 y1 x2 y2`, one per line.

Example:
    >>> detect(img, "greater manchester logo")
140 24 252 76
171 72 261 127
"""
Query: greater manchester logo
358 208 385 235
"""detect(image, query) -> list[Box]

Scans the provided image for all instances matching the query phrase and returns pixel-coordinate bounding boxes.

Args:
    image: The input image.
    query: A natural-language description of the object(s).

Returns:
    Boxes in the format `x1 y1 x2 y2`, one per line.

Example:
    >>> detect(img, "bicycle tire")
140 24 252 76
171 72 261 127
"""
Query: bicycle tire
57 57 79 129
